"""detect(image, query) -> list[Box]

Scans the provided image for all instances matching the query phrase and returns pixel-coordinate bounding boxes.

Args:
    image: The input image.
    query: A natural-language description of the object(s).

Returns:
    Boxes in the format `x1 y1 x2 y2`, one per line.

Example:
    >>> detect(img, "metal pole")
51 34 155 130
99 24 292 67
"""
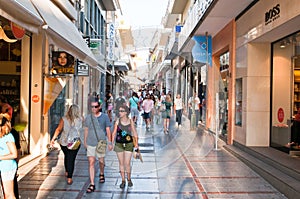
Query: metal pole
215 92 219 150
205 32 209 125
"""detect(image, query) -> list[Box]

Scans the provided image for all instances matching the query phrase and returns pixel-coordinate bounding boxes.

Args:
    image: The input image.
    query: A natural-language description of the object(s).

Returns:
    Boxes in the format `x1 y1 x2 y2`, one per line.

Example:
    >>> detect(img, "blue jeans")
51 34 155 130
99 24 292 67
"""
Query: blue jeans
176 109 183 125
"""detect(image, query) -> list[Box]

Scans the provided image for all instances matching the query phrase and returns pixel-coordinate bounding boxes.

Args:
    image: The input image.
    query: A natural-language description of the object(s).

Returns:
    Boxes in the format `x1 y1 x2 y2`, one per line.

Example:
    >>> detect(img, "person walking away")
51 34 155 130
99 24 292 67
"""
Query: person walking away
141 94 154 131
111 105 139 188
84 99 113 193
106 92 114 122
0 113 18 199
174 94 183 128
155 95 162 124
188 92 201 127
128 92 140 125
161 94 173 134
50 104 83 185
150 94 156 125
115 92 126 116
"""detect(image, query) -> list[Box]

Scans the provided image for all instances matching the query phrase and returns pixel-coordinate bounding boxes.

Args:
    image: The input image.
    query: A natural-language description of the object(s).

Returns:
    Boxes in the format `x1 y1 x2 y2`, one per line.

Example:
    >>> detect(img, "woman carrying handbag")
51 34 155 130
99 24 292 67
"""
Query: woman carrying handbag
51 104 83 185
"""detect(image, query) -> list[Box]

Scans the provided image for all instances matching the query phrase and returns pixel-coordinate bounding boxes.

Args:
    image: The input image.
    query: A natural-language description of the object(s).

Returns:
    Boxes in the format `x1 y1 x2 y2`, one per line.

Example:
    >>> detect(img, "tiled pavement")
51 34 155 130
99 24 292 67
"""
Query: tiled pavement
17 115 287 199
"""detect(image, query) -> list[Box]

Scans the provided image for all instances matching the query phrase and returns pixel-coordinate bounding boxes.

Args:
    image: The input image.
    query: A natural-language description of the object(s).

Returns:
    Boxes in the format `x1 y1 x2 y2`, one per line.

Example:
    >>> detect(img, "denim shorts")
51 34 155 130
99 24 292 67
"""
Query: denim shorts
114 142 134 153
0 169 17 181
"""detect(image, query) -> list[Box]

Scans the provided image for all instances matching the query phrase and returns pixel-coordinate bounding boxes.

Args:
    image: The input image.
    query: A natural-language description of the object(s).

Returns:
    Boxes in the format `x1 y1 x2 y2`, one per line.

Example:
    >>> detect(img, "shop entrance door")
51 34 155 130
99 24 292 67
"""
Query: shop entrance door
271 32 300 154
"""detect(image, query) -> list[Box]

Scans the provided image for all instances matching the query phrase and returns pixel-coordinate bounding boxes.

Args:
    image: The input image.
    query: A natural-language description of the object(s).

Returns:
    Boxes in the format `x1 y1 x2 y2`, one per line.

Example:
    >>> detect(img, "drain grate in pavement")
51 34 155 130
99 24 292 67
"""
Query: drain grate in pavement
140 149 154 153
138 143 154 147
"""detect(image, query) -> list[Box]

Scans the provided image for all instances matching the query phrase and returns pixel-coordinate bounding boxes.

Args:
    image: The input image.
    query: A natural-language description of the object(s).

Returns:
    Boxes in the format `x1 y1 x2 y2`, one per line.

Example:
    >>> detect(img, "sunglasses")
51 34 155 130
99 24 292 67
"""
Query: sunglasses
0 116 8 126
91 105 100 108
119 110 126 113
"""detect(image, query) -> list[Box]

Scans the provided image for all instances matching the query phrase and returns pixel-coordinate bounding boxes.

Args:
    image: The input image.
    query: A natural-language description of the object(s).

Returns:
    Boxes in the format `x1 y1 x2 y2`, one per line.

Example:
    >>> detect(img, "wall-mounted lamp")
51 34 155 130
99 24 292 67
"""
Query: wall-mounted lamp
42 24 48 30
280 41 286 48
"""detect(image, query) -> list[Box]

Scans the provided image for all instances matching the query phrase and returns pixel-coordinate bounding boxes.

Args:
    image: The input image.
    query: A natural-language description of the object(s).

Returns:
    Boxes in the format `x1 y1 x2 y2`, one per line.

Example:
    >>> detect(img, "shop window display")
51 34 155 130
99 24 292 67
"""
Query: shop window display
0 16 29 157
271 32 300 153
219 52 229 135
235 78 242 126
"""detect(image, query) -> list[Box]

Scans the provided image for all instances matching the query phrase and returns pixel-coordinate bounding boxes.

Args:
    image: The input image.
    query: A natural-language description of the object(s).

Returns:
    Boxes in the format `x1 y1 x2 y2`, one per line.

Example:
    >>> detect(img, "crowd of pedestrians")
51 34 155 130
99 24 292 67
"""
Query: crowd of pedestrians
0 89 205 197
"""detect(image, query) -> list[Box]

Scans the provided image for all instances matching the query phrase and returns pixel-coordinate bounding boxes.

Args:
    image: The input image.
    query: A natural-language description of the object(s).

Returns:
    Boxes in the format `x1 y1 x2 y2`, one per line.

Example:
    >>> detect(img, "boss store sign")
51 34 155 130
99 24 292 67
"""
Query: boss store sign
265 3 280 25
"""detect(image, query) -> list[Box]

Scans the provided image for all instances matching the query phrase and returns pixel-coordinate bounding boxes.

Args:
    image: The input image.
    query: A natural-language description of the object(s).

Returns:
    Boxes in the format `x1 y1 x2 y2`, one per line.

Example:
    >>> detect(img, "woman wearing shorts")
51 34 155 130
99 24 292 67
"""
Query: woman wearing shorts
111 105 138 188
0 113 18 199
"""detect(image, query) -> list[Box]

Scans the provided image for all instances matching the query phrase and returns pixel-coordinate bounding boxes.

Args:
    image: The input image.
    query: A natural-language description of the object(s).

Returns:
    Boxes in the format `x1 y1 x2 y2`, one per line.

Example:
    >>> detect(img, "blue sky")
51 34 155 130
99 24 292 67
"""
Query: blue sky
119 0 169 28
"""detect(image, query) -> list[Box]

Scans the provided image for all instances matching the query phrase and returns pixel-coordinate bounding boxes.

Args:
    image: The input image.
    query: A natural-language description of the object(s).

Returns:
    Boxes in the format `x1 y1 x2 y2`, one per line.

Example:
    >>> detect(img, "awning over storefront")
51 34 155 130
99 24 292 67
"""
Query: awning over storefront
0 0 43 33
31 0 98 67
114 61 129 71
165 41 179 60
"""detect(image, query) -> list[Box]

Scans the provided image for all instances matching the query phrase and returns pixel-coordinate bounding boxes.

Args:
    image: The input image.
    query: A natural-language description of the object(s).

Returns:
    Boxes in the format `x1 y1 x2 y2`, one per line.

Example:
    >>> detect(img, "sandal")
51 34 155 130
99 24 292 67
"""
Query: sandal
128 179 133 187
86 184 95 193
99 174 105 183
120 181 126 188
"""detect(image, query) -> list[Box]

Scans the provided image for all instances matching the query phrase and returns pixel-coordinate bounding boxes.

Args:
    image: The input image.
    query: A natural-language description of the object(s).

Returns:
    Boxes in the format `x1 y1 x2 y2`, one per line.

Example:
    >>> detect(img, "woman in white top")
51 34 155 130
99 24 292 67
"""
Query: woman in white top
51 104 83 185
174 94 184 127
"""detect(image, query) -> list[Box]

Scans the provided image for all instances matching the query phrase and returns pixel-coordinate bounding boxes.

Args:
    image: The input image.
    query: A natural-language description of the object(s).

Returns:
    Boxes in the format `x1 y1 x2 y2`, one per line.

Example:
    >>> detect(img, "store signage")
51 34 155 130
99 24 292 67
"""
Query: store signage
32 95 40 103
90 39 101 49
76 61 89 76
192 35 212 66
10 22 25 39
265 4 280 25
277 108 284 123
107 23 115 60
51 51 75 75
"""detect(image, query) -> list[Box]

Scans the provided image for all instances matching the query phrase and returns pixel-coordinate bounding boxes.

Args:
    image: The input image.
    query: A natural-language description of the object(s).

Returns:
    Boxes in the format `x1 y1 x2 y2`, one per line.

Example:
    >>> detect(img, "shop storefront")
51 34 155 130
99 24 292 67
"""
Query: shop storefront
204 20 235 144
1 0 98 164
235 0 300 153
0 16 32 158
271 32 300 153
0 0 44 160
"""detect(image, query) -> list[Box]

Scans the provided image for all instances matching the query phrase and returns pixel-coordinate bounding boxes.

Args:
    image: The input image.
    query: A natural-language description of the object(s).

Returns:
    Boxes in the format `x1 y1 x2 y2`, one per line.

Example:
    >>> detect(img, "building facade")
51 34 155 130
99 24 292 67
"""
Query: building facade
162 0 300 154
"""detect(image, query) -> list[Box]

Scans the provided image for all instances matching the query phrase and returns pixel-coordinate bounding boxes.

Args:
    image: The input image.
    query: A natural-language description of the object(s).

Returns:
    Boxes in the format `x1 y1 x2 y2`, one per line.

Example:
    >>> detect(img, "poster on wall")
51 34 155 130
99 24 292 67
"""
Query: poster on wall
51 51 75 75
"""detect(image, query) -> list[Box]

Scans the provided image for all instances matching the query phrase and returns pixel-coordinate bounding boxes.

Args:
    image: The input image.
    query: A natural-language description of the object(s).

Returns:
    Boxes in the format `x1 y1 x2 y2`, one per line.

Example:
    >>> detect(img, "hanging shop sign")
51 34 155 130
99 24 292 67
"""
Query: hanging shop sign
51 51 75 75
10 22 25 39
192 35 212 66
76 60 89 76
107 23 115 61
43 77 67 115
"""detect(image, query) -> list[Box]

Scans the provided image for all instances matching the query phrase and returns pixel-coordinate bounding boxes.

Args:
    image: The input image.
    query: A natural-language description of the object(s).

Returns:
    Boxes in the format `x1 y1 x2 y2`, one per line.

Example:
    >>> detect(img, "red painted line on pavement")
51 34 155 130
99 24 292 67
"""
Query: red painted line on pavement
175 141 208 199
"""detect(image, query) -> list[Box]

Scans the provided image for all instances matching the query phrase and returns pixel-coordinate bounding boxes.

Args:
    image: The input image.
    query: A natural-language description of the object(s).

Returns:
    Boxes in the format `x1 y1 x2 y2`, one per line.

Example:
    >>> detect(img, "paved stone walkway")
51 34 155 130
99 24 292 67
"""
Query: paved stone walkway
17 115 287 198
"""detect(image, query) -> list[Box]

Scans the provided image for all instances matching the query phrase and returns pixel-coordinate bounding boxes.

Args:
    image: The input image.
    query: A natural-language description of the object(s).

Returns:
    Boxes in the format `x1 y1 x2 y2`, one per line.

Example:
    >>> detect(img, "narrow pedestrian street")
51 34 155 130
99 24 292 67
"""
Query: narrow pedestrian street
17 114 286 199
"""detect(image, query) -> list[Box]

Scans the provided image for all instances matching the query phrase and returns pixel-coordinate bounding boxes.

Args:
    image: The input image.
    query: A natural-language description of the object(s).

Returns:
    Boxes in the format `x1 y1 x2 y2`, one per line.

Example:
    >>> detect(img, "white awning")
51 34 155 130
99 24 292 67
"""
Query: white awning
0 0 43 33
31 0 98 67
114 61 129 71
